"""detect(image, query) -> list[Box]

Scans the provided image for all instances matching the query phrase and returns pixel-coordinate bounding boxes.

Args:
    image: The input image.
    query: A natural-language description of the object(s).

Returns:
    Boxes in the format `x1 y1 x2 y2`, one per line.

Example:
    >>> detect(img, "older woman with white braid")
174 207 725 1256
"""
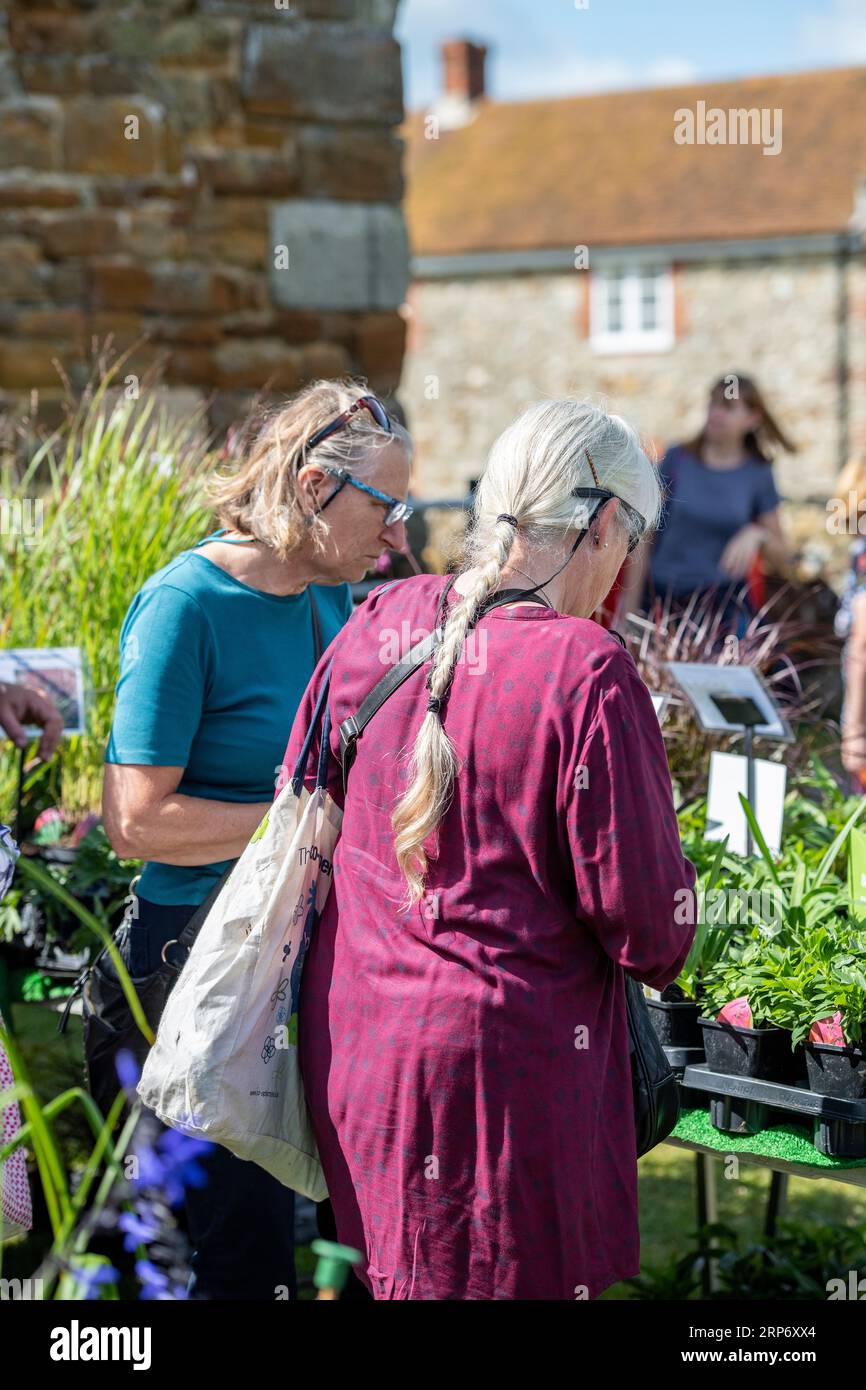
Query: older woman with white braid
280 399 696 1301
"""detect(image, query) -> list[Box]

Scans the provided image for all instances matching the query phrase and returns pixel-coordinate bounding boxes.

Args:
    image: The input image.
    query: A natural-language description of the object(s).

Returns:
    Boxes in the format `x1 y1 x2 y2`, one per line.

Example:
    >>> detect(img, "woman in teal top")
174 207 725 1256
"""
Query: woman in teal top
104 535 353 907
102 380 413 1301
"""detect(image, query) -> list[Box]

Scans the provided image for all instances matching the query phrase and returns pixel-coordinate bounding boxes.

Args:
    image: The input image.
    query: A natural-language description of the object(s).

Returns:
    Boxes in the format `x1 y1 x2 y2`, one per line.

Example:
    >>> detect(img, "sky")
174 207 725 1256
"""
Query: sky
396 0 866 109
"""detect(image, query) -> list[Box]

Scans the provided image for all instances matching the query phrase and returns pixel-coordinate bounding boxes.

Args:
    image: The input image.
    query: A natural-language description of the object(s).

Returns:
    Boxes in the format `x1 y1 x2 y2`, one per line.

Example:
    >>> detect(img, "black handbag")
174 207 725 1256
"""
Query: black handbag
64 587 327 1117
337 581 680 1158
64 865 233 1118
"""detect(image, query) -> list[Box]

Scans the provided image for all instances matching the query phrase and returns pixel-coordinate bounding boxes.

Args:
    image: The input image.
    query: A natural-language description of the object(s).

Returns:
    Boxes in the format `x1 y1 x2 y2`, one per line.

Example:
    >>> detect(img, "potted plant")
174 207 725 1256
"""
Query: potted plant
700 911 866 1088
699 938 802 1082
698 797 866 1083
1 810 139 980
797 927 866 1099
805 1014 866 1100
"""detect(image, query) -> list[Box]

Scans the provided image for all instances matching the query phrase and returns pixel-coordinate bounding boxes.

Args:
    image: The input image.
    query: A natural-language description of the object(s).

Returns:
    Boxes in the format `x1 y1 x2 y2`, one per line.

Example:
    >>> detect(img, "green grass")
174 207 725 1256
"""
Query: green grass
0 362 217 818
601 1133 866 1298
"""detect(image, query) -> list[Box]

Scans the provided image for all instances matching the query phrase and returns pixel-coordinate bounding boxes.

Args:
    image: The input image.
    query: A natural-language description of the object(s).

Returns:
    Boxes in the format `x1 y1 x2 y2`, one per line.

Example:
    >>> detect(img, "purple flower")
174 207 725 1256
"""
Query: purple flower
135 1259 169 1294
115 1049 141 1094
118 1207 161 1252
0 824 19 902
130 1130 213 1207
69 1260 120 1300
135 1259 189 1301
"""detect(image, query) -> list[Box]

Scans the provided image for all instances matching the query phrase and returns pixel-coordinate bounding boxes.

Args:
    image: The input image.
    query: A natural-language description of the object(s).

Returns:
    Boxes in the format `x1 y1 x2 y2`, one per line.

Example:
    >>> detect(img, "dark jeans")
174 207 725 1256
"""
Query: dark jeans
129 896 297 1301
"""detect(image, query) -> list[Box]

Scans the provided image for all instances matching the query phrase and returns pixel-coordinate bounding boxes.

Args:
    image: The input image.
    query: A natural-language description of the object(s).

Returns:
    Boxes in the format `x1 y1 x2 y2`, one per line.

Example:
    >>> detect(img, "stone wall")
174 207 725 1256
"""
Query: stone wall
0 0 409 435
401 251 866 582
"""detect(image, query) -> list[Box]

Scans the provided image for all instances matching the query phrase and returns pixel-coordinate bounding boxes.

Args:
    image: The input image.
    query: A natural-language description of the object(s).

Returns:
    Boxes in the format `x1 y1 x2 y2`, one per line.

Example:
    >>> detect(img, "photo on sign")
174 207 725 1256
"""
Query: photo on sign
0 647 89 737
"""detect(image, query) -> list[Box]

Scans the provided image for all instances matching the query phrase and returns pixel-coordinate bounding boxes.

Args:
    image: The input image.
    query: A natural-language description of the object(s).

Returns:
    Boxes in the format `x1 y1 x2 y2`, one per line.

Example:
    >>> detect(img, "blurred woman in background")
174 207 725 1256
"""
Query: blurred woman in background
617 373 793 631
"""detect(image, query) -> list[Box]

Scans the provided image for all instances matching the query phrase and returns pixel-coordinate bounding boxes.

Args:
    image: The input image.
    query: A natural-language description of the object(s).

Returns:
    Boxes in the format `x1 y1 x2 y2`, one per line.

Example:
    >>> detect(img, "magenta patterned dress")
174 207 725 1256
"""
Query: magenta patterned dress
280 575 696 1300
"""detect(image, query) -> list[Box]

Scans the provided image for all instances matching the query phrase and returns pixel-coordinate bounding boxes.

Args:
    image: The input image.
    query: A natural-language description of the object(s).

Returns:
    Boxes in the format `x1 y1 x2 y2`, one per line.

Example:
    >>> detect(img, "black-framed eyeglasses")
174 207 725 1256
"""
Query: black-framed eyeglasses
306 394 392 453
318 466 413 527
571 487 646 555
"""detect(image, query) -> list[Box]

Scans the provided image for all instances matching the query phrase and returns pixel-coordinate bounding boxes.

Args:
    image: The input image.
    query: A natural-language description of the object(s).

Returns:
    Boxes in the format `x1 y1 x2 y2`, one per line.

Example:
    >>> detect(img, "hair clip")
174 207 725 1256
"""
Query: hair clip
585 450 602 488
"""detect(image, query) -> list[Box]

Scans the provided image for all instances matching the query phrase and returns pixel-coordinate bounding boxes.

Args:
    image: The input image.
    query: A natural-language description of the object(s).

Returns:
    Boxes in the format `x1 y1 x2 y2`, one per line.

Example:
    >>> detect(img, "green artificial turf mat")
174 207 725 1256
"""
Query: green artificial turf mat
672 1106 866 1169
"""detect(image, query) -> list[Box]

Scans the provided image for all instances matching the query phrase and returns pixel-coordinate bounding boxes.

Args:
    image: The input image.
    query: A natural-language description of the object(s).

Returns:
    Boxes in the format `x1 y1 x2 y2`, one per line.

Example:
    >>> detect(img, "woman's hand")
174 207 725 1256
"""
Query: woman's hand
719 523 765 578
841 715 866 776
842 748 866 779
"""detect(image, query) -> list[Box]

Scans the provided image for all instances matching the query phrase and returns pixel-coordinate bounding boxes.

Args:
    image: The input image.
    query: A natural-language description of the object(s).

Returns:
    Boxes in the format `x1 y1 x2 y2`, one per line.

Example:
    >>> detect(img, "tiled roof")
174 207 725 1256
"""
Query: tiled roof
403 66 866 256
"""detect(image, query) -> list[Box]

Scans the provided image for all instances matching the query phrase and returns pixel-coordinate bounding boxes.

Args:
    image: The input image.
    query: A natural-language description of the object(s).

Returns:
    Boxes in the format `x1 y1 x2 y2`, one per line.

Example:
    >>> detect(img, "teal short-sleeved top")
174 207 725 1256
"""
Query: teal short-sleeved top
104 532 353 906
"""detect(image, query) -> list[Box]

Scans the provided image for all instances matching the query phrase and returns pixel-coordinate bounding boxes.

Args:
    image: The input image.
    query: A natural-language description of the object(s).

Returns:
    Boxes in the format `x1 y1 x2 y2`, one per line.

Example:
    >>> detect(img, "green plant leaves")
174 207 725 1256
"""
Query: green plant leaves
678 766 866 1042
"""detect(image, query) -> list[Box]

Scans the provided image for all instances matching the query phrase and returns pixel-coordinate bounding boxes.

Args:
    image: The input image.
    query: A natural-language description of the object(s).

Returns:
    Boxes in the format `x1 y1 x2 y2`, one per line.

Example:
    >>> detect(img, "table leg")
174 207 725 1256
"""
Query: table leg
765 1169 787 1238
695 1151 719 1295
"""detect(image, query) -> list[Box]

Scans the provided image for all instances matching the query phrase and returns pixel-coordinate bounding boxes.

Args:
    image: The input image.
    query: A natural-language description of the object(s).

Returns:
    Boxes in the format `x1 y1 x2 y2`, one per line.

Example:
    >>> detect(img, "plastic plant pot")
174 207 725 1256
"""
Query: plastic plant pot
698 1017 799 1083
805 1042 866 1100
646 997 703 1049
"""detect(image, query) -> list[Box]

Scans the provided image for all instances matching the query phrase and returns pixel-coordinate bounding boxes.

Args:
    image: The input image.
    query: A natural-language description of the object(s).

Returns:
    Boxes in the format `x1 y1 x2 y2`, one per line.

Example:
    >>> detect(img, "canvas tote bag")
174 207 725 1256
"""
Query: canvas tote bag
138 669 338 1201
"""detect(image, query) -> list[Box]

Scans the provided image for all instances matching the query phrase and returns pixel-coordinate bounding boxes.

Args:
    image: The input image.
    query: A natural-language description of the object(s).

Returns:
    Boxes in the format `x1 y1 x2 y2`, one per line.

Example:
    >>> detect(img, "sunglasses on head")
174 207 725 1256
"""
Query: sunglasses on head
306 394 392 452
571 487 646 555
574 450 646 555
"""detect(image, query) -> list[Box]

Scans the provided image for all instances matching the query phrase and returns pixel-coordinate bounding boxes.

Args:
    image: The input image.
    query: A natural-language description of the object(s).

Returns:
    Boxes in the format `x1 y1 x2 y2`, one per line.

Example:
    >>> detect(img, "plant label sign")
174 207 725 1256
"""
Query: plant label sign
664 662 791 741
0 647 88 737
705 751 786 857
650 693 670 724
848 825 866 921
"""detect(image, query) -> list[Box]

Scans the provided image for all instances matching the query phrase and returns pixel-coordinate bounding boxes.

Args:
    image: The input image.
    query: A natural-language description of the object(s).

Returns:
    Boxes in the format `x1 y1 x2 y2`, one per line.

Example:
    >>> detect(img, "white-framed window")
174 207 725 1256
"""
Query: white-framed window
589 264 674 353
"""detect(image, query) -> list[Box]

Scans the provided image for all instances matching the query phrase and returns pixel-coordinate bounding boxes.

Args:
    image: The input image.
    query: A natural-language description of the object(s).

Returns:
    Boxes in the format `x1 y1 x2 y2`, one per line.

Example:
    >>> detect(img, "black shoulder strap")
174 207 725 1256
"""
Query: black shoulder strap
338 585 549 794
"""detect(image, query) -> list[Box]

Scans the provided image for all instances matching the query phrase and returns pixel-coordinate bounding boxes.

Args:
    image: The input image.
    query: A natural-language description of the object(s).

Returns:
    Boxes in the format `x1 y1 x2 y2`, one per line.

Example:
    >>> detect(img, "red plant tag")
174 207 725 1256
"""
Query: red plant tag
717 996 752 1028
33 807 66 845
808 1012 846 1047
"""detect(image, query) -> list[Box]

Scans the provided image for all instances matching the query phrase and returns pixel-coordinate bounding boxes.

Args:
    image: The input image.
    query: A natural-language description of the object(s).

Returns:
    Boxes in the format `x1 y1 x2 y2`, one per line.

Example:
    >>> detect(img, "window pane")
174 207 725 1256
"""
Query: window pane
640 295 657 331
640 274 659 331
605 273 624 333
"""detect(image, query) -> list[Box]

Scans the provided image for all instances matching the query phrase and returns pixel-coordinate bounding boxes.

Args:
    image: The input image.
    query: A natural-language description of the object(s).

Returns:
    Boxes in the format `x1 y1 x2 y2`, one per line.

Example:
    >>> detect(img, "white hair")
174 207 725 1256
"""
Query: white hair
391 398 661 906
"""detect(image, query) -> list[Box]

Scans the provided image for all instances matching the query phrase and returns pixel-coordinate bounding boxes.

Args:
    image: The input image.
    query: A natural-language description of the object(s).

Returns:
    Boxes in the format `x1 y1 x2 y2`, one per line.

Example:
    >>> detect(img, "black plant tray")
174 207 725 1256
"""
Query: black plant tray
664 1046 706 1110
682 1063 866 1159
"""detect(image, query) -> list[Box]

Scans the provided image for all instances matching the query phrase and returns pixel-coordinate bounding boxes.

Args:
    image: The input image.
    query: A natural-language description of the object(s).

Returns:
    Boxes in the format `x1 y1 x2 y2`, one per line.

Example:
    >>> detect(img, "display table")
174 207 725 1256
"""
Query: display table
663 1108 866 1292
669 1105 866 1181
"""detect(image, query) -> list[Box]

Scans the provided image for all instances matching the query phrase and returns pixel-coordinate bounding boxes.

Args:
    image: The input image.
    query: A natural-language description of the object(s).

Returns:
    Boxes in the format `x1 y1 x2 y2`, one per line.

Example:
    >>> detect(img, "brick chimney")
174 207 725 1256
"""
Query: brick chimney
432 38 488 131
442 39 488 103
